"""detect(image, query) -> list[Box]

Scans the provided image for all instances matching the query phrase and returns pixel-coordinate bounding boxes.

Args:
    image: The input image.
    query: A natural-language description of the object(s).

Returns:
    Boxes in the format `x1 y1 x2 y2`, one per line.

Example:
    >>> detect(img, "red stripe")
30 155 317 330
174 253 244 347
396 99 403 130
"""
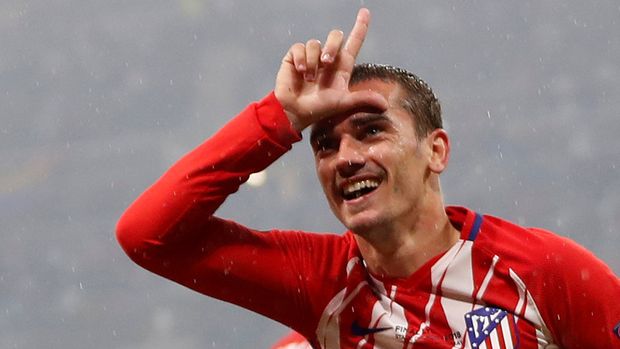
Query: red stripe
495 320 507 349
507 314 519 345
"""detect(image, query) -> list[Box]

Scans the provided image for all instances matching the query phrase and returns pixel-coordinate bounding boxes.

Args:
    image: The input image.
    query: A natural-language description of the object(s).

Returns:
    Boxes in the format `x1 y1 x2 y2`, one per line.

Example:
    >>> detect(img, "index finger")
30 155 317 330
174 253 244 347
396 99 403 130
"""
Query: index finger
343 8 371 58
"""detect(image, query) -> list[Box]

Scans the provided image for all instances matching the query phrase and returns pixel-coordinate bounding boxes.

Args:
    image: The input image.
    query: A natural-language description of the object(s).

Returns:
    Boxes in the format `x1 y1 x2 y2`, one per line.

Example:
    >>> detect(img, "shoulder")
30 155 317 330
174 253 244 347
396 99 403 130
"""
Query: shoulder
448 207 620 346
474 212 618 306
447 206 612 283
476 213 596 269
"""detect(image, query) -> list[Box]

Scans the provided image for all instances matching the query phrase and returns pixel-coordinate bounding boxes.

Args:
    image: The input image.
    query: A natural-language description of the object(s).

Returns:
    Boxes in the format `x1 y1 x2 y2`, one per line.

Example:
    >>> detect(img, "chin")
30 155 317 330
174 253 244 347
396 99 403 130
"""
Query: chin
342 213 386 235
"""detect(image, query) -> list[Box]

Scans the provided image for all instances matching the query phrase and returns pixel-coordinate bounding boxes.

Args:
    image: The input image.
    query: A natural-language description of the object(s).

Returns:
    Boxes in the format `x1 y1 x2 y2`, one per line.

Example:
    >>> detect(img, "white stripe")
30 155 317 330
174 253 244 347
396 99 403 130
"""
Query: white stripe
406 243 455 348
462 334 470 349
368 273 387 295
390 285 397 300
475 255 499 301
368 294 407 349
407 322 428 349
438 240 476 349
508 270 544 327
489 328 501 348
510 268 526 322
408 240 465 348
346 257 359 275
500 316 514 348
535 328 550 348
316 280 368 349
509 269 555 348
316 288 346 349
405 240 469 348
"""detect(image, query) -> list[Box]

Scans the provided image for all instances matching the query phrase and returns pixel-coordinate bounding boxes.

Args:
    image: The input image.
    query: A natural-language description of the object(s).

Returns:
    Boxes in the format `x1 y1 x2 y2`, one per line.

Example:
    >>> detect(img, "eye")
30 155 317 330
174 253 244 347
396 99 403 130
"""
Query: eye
312 134 337 155
363 124 383 137
367 126 380 135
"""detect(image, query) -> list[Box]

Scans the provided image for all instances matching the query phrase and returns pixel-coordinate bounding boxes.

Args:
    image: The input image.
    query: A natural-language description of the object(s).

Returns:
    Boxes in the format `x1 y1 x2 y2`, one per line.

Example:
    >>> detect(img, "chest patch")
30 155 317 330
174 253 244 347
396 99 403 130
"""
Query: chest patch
465 307 519 348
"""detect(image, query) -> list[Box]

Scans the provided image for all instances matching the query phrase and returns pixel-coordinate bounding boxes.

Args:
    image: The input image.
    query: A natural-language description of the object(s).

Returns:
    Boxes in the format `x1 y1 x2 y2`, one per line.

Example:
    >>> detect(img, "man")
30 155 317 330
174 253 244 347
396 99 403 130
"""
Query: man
117 8 620 349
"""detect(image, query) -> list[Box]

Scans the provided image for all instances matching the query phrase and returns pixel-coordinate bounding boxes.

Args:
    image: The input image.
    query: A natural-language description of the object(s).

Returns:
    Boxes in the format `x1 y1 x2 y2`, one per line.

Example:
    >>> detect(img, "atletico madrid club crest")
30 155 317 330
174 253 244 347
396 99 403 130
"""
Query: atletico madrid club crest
465 307 520 348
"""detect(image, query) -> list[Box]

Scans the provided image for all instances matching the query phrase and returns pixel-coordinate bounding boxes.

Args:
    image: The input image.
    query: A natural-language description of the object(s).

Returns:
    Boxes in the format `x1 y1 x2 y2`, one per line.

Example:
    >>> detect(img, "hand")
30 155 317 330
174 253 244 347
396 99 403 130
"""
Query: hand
274 8 388 131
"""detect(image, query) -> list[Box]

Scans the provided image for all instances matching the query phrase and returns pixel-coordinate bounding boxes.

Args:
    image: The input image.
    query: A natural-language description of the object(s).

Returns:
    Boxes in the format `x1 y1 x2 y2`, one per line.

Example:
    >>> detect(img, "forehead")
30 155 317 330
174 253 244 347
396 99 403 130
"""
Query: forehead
310 80 407 136
350 78 404 103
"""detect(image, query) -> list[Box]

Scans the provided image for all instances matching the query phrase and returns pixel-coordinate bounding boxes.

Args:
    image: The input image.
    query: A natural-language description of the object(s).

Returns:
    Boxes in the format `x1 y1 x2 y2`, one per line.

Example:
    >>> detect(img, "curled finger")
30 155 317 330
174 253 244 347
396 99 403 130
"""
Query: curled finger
304 39 321 81
289 43 307 72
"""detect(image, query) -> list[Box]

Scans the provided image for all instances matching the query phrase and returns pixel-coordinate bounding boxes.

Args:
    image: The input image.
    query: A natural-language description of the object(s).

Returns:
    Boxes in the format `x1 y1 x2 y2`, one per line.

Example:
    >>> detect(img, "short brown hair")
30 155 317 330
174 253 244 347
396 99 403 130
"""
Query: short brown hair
350 63 442 138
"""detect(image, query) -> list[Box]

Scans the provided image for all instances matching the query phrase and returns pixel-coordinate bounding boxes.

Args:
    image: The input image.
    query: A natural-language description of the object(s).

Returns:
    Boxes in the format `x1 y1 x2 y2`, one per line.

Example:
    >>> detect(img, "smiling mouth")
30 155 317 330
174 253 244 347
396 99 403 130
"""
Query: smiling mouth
342 179 380 200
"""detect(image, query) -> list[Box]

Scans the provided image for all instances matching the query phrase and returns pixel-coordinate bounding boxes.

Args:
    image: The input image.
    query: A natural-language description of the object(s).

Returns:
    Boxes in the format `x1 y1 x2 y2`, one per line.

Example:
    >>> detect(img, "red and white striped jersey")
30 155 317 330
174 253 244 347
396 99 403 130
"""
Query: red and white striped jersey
117 93 620 349
308 207 593 349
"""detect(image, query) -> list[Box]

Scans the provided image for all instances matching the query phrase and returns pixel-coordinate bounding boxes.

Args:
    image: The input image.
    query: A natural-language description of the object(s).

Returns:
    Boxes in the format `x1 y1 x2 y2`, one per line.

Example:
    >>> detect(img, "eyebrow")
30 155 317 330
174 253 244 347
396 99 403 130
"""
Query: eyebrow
309 113 392 145
349 113 392 127
309 126 327 146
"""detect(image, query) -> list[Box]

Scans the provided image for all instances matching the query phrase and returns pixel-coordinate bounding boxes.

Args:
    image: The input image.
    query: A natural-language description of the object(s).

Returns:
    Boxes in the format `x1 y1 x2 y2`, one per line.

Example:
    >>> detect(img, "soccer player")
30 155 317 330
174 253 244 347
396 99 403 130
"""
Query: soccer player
116 8 620 349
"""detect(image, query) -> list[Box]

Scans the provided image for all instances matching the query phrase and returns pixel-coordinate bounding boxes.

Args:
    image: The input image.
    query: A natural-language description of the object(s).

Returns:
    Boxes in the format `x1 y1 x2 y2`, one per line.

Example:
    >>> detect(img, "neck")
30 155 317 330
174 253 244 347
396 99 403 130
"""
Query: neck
353 191 460 279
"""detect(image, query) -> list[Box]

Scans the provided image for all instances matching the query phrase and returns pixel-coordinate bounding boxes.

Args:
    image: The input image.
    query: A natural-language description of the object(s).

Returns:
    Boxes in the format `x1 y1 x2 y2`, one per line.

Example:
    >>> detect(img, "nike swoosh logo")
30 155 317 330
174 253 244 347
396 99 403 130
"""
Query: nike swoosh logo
351 320 392 336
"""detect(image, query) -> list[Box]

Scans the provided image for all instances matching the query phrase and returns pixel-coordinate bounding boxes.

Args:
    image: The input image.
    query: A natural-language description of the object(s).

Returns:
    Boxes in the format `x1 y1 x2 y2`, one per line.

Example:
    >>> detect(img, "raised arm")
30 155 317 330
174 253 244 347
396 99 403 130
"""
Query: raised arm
275 8 388 131
115 9 379 336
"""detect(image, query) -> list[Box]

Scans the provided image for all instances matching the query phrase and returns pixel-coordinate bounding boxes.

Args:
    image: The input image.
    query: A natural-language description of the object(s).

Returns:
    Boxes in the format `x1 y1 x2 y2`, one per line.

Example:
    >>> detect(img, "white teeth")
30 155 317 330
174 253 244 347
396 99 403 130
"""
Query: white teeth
343 179 379 195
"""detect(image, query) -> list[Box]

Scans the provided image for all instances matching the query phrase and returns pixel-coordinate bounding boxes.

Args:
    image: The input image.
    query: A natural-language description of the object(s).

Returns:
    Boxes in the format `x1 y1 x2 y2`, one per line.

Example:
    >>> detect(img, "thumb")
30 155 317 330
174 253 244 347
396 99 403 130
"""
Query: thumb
338 89 389 114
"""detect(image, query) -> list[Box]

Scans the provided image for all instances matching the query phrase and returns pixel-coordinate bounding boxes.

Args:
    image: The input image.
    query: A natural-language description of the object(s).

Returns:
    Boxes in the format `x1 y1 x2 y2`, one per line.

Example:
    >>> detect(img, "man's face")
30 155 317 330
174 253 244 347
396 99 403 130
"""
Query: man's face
310 79 435 235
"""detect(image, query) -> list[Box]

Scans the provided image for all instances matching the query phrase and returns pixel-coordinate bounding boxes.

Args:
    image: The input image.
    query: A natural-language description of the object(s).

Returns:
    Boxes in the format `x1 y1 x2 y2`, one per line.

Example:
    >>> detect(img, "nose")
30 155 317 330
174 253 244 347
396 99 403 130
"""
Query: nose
335 135 365 178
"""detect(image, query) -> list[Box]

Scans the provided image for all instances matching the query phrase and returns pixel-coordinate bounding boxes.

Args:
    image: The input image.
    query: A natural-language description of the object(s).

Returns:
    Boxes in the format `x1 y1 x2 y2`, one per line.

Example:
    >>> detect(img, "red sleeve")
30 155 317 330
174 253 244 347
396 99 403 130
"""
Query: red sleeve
115 92 330 331
527 228 620 348
271 331 312 349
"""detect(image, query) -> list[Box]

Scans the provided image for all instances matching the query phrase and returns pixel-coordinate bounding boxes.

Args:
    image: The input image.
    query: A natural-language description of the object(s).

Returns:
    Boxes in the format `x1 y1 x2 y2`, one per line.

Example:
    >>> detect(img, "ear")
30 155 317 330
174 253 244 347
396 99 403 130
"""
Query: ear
426 128 450 174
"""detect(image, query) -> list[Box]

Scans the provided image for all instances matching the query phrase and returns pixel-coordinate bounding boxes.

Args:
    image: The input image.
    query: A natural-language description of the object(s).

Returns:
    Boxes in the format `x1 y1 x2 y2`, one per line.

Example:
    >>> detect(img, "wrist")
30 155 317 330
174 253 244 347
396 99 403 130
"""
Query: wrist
257 92 303 144
283 109 306 132
273 89 307 132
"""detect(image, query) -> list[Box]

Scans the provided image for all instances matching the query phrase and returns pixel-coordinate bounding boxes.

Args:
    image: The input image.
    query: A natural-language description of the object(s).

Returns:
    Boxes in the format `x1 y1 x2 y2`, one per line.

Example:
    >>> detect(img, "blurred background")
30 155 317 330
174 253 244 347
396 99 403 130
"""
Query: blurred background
1 0 619 348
